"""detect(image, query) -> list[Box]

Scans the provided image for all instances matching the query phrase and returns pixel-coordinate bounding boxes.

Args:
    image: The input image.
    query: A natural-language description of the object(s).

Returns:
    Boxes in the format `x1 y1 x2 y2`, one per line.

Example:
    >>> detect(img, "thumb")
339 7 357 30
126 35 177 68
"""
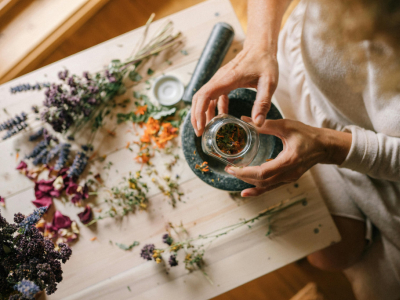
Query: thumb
251 76 277 127
241 116 285 136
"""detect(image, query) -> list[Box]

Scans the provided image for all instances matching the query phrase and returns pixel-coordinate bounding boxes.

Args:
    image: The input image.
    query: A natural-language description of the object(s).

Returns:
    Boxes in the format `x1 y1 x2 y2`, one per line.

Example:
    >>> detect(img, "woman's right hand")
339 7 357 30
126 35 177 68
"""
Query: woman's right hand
191 42 279 136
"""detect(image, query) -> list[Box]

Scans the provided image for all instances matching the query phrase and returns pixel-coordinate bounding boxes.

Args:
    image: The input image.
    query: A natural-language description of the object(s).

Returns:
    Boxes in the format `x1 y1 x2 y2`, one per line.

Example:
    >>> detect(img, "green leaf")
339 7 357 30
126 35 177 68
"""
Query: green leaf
133 91 141 99
147 68 154 75
129 71 143 82
3 244 11 254
115 241 140 250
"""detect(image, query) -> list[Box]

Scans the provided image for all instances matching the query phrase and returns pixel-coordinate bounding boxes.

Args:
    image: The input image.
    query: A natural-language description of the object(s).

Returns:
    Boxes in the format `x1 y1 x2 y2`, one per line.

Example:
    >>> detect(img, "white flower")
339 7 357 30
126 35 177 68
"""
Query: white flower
53 176 64 190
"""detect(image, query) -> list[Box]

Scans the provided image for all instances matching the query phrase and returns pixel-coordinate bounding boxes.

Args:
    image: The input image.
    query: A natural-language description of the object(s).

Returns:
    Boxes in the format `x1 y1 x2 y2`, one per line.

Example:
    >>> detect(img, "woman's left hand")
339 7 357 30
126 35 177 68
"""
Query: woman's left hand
225 116 352 197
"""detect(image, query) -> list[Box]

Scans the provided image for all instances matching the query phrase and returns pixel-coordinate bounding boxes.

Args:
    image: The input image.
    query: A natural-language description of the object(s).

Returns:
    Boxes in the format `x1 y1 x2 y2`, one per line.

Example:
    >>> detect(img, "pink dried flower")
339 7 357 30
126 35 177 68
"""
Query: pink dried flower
77 205 93 224
52 210 72 230
0 196 5 207
16 160 27 170
32 195 52 208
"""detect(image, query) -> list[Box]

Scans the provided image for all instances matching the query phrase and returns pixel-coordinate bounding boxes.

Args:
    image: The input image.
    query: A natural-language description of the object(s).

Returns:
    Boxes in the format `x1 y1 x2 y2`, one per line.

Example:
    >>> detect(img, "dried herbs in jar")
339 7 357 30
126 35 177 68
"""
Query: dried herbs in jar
216 123 247 155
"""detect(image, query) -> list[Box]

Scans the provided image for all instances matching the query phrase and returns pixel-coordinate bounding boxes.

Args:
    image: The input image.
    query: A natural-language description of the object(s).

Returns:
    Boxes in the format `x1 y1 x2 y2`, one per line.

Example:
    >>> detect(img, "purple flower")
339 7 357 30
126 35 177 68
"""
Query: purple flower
14 279 40 299
58 70 69 81
168 254 178 267
162 233 173 245
140 244 155 261
83 71 90 81
67 77 76 87
77 205 92 224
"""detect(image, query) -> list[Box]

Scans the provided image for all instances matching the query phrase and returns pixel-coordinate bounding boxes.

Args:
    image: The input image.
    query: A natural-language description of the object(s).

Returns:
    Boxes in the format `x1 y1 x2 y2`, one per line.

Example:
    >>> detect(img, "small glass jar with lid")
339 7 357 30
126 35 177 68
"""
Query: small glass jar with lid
201 114 260 167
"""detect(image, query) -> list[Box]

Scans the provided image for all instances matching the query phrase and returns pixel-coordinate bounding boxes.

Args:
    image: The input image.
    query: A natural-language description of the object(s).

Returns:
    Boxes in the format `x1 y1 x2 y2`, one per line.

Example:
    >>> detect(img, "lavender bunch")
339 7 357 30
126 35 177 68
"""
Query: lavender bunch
0 209 72 299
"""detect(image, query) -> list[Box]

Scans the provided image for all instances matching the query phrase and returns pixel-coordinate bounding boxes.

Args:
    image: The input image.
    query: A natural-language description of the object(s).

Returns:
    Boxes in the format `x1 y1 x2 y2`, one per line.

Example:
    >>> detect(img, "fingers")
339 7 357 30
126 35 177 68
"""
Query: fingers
192 66 241 136
225 156 287 181
217 95 229 115
241 182 286 197
241 116 286 137
206 100 217 124
251 75 277 127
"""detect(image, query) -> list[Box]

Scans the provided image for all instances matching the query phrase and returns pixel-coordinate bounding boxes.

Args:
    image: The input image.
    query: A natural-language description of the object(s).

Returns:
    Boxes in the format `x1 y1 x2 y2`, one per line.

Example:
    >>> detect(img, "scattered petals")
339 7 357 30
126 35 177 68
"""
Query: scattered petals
0 196 5 207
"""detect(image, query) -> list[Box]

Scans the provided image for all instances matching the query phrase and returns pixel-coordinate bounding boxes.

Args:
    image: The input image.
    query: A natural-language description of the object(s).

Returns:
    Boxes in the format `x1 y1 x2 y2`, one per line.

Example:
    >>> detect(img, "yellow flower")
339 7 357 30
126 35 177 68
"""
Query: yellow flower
139 202 147 209
129 181 136 189
156 258 162 264
185 254 192 261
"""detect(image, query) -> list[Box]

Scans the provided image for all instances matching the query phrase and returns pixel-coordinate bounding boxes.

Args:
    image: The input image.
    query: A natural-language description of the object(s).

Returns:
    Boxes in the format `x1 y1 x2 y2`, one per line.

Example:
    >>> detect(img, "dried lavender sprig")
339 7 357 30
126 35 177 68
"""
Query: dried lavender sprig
18 206 47 233
28 127 44 141
54 143 71 171
32 147 49 166
26 140 48 159
44 143 63 164
0 112 27 131
10 82 50 94
68 151 88 177
2 122 28 140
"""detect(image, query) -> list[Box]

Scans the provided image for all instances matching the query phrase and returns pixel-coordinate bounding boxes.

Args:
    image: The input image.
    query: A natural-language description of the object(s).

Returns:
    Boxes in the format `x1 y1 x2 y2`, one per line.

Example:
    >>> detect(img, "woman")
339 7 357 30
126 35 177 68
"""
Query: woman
191 0 400 299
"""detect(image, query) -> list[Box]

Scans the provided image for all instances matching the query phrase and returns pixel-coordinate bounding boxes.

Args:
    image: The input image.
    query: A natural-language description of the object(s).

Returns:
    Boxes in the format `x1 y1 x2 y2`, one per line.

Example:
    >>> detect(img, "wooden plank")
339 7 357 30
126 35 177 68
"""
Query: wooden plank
0 1 340 299
0 0 109 84
0 0 19 19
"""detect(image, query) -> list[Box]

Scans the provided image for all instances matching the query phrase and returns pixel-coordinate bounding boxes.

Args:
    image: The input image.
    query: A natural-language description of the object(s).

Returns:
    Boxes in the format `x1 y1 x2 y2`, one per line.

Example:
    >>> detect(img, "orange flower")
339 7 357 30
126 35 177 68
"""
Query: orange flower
135 105 147 115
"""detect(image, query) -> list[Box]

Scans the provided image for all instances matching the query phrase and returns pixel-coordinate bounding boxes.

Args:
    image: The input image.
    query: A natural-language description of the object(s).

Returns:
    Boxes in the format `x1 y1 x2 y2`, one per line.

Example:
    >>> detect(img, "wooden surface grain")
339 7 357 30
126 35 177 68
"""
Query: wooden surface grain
0 0 356 299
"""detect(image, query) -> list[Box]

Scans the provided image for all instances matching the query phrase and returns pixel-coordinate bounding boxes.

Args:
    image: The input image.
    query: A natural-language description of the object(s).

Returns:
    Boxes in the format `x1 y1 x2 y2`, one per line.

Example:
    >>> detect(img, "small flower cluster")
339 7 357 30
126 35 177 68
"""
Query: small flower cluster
0 208 72 299
40 67 123 134
140 232 204 271
0 112 28 140
10 82 50 94
13 279 41 299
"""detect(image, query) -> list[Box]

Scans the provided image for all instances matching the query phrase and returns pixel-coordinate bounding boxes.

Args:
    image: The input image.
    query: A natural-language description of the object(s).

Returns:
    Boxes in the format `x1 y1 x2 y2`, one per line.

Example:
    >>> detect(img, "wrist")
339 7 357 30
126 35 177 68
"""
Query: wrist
320 128 352 165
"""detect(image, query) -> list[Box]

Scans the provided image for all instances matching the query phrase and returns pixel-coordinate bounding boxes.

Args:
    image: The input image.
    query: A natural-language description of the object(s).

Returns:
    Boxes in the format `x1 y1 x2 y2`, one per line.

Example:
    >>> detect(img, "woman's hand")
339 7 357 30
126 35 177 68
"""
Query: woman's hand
225 116 352 197
191 44 279 136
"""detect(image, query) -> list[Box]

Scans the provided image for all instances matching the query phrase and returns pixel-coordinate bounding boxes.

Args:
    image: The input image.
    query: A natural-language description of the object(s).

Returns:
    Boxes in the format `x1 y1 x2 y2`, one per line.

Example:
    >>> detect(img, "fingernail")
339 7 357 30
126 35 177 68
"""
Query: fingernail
226 167 235 175
255 114 264 126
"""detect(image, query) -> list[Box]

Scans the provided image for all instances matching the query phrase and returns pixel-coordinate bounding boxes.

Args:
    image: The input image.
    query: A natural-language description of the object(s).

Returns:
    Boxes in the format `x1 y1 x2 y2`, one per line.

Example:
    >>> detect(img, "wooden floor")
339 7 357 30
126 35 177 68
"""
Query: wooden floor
5 0 355 299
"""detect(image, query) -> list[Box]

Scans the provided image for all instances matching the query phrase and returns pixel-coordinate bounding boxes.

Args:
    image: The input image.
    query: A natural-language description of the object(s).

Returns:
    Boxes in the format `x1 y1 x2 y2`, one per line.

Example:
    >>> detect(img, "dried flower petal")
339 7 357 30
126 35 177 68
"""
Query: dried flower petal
32 196 53 208
52 210 72 230
77 205 93 225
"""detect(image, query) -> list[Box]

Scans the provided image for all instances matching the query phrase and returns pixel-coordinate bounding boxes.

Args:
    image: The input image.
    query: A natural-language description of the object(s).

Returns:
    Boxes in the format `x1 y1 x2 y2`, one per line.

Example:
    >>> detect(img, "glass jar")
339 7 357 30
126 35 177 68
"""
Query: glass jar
201 114 260 167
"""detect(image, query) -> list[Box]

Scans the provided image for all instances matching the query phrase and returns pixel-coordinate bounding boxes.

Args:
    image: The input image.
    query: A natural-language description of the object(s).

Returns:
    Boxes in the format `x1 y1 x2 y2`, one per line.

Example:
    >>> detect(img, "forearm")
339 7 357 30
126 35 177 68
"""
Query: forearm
246 0 292 53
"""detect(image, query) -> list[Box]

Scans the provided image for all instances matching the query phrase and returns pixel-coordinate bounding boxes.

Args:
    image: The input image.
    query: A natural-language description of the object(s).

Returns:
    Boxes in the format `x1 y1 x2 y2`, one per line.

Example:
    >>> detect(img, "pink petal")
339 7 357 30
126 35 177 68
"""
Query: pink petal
49 190 61 197
32 196 53 208
71 193 82 204
0 196 5 207
16 161 27 170
52 211 72 230
66 182 78 195
82 184 89 199
78 205 93 225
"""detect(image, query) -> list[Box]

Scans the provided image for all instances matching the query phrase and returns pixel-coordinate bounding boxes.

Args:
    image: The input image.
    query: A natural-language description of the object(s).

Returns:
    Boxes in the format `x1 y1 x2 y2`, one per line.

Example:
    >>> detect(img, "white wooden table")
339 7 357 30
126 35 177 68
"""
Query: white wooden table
0 0 340 299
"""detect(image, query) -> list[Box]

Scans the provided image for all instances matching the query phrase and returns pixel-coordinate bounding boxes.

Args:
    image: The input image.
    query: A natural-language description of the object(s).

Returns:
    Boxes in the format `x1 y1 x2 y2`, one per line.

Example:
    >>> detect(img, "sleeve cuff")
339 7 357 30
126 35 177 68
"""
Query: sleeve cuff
339 125 379 174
